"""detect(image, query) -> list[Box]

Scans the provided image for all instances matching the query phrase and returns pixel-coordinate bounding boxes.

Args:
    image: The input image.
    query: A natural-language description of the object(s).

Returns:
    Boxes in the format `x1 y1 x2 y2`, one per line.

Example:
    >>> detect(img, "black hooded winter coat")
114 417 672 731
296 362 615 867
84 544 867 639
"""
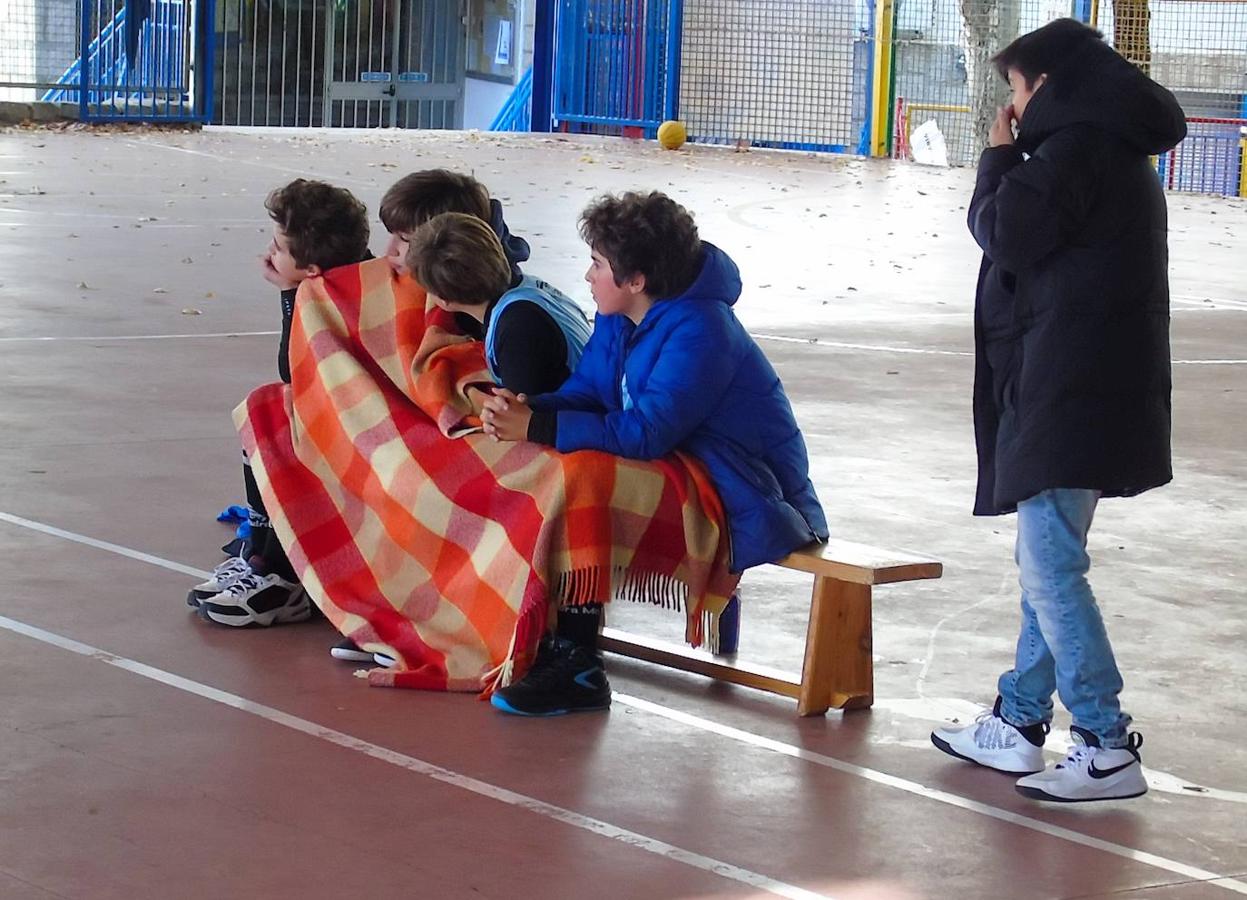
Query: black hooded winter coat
968 30 1188 515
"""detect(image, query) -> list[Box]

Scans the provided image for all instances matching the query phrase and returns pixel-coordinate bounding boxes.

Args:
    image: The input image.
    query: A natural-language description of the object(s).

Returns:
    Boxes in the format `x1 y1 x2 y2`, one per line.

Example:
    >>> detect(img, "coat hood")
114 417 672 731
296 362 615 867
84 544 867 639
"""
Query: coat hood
1018 27 1187 155
670 242 743 307
489 198 531 281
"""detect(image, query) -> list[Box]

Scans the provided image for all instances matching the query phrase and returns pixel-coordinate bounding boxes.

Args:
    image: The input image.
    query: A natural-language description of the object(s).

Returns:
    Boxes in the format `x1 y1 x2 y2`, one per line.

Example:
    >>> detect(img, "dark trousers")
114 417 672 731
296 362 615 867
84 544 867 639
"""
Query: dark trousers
242 461 296 582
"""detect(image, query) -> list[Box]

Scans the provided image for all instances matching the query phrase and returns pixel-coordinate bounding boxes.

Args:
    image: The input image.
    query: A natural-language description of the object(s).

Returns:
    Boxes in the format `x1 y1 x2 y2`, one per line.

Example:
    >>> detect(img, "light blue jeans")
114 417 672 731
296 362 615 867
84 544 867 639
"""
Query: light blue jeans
997 488 1132 748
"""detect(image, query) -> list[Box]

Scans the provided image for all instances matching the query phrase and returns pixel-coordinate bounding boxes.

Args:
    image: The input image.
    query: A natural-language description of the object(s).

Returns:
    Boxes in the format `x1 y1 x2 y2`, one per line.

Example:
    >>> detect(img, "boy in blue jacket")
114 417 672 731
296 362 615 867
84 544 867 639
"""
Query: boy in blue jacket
482 190 828 715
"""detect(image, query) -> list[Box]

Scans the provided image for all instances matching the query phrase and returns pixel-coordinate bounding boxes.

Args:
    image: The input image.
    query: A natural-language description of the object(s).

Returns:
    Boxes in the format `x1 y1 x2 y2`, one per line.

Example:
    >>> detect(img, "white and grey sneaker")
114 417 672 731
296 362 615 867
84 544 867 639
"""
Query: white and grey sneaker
186 557 252 608
1016 728 1147 803
931 698 1047 775
196 571 309 627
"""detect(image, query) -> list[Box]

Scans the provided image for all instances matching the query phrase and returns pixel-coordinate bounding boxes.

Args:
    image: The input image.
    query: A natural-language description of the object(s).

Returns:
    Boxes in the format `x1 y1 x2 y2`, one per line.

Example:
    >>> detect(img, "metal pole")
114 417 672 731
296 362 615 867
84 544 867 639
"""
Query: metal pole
663 0 681 121
869 0 895 157
200 0 216 121
79 0 91 119
531 0 555 131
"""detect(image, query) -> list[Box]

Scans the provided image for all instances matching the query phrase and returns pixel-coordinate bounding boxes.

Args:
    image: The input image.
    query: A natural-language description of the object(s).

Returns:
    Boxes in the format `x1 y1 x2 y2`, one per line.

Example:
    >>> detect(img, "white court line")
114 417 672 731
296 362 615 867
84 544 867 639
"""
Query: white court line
126 139 381 190
0 206 259 229
0 331 279 343
753 334 1247 365
0 331 1240 366
612 695 1247 895
0 512 210 579
755 334 972 356
0 614 828 900
2 511 1245 894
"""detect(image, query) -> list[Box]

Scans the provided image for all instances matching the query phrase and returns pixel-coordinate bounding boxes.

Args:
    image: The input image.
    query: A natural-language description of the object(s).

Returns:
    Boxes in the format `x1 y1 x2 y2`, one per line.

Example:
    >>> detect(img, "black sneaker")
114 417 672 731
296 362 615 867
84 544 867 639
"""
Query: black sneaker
330 638 375 662
490 636 611 716
196 572 309 627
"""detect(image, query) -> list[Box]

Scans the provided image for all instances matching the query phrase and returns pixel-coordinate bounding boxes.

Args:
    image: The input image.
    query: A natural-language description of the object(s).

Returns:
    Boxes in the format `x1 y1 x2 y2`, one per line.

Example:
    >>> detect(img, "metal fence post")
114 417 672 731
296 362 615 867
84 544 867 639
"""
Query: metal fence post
531 0 554 131
198 0 217 122
663 0 683 121
869 0 894 157
79 0 91 120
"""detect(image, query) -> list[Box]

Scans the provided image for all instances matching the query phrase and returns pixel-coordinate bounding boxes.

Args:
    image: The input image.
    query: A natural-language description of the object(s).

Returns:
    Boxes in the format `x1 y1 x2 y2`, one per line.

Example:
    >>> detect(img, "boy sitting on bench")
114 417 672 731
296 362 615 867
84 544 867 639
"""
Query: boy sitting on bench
482 190 828 716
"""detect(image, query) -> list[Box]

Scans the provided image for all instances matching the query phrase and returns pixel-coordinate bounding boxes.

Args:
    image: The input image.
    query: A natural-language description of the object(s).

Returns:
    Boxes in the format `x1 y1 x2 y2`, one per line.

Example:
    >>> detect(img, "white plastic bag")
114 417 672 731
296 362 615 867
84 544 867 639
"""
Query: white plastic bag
910 119 950 167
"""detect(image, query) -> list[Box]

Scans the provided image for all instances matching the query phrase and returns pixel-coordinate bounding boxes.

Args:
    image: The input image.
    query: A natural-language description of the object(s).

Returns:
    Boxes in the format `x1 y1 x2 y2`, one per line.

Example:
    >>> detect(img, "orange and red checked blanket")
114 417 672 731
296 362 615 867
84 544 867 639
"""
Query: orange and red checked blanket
235 258 739 692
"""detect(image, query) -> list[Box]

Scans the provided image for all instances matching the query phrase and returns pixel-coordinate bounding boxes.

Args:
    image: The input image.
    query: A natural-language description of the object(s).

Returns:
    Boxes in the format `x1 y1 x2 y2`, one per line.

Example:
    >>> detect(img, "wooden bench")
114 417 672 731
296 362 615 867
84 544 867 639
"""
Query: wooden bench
599 540 943 716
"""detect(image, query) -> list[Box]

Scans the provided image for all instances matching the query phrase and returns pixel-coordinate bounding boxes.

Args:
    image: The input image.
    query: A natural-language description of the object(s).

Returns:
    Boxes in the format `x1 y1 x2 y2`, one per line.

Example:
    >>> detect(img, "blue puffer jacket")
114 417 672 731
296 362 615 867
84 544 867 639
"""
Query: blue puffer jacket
529 243 828 571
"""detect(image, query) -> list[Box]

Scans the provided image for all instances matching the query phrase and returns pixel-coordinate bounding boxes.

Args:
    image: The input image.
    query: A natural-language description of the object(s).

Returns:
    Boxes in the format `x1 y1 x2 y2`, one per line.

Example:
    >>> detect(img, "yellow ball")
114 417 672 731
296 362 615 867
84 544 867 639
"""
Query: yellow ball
657 120 687 150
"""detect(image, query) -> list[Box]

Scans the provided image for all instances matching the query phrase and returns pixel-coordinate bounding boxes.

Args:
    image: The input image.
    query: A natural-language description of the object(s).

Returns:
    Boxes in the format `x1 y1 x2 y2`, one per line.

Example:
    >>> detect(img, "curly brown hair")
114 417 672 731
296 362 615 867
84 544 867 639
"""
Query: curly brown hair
264 179 369 271
578 191 702 299
379 169 492 236
405 213 512 306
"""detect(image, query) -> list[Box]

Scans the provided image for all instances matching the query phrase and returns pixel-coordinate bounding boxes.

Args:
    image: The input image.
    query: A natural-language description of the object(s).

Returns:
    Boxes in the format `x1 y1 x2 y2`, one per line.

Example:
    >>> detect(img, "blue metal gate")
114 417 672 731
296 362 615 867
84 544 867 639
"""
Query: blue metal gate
553 0 681 133
42 0 215 122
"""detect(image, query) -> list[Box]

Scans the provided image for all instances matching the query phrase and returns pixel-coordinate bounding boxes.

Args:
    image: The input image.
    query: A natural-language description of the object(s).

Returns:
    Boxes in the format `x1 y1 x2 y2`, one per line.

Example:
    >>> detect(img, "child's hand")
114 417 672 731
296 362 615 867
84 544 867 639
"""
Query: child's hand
260 249 299 291
482 389 532 442
989 105 1016 148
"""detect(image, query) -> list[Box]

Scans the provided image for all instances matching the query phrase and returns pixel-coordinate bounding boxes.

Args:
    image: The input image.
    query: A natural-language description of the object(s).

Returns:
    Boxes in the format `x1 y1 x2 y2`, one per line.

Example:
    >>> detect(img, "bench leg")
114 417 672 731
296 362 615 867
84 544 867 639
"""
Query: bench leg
797 576 873 716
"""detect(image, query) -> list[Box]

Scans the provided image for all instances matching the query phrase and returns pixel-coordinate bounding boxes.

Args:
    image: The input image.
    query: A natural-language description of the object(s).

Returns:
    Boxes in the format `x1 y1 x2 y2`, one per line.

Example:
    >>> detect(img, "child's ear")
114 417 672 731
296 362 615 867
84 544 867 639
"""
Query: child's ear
304 263 323 278
626 272 647 295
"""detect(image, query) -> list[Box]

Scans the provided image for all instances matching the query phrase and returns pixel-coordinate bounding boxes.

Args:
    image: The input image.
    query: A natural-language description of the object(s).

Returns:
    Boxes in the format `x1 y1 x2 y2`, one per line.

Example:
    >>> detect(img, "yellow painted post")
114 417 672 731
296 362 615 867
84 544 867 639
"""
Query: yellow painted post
1240 136 1247 199
869 0 895 158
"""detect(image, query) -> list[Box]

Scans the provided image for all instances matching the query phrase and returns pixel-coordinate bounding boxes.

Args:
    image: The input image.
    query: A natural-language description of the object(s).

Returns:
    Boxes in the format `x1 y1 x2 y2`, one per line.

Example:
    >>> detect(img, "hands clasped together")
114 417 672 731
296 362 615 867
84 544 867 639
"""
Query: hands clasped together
481 389 532 443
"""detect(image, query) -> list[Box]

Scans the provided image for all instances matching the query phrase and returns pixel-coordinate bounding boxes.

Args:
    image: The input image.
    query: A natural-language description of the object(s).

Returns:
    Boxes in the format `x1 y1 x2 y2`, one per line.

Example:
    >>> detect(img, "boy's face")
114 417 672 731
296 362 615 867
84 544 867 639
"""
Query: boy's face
1007 69 1047 123
385 230 412 275
585 249 649 322
262 225 318 289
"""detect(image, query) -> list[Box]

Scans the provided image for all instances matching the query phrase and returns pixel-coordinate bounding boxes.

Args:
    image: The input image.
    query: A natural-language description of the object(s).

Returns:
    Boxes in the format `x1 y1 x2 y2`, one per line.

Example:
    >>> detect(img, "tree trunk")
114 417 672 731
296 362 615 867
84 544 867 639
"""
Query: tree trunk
960 0 1021 151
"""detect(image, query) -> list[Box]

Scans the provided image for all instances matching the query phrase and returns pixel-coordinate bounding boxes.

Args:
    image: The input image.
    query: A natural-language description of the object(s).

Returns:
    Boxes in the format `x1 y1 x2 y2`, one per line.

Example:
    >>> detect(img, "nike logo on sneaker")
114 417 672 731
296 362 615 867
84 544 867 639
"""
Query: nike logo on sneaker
573 668 604 690
1088 759 1138 779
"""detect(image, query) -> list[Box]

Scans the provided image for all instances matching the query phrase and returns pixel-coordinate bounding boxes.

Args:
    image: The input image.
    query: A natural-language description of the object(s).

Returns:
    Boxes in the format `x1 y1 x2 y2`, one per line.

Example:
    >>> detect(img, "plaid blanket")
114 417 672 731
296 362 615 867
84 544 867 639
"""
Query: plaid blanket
235 258 739 692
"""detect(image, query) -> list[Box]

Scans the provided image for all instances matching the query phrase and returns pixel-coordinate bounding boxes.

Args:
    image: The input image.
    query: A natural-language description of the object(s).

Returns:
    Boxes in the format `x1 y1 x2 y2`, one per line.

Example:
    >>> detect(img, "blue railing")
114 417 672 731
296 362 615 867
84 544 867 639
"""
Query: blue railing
42 0 211 123
553 0 680 134
1157 120 1247 197
489 66 533 131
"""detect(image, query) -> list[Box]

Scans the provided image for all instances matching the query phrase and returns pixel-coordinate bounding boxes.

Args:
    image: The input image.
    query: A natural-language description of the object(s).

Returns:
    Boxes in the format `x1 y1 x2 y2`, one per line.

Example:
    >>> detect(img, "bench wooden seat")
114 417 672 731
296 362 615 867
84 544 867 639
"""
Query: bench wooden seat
599 539 942 716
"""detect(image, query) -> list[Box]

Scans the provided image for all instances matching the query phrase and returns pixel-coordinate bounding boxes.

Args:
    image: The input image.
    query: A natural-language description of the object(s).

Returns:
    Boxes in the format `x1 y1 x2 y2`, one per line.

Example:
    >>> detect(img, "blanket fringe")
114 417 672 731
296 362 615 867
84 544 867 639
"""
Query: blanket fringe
547 564 735 652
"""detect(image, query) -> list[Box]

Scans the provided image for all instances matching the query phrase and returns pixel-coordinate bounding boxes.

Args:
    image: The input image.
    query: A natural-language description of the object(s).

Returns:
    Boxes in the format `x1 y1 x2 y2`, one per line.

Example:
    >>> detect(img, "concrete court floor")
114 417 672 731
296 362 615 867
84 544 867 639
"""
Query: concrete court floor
0 125 1244 900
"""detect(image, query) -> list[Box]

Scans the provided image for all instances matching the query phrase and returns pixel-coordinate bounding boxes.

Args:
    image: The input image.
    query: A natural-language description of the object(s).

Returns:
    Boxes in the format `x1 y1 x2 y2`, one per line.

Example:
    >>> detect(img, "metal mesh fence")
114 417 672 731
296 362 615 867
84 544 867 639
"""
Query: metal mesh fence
5 0 199 120
891 0 1247 193
892 0 1070 166
215 0 329 126
1098 0 1247 195
552 0 679 137
214 0 460 129
1 0 83 105
678 0 862 150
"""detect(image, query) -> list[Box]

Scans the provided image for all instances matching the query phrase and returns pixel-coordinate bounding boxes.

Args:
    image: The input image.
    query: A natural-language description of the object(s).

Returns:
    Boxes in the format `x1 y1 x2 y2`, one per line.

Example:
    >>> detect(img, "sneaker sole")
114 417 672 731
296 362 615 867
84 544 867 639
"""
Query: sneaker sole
196 596 312 628
1016 783 1148 803
489 694 611 717
330 647 376 662
930 733 1043 777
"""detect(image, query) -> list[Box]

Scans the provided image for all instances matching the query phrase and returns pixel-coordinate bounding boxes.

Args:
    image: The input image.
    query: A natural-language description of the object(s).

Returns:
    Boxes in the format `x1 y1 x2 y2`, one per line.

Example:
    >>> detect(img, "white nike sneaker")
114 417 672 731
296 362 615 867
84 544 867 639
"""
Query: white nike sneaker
931 698 1047 775
1016 728 1147 802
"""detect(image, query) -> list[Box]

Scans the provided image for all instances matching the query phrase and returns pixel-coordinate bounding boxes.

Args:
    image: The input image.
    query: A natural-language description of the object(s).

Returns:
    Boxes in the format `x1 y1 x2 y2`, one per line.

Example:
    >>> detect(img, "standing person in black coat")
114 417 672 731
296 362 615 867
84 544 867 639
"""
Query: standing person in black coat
931 19 1187 803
